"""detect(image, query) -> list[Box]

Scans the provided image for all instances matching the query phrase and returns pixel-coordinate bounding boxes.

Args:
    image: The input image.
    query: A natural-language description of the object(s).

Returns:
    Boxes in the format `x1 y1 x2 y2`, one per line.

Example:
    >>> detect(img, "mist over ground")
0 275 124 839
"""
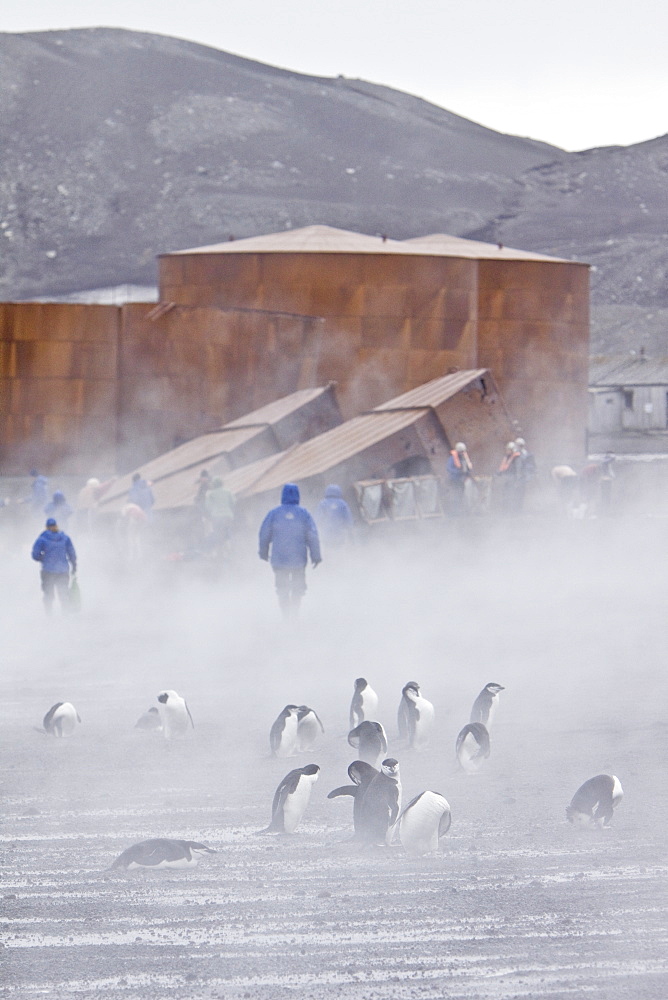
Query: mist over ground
1 508 666 998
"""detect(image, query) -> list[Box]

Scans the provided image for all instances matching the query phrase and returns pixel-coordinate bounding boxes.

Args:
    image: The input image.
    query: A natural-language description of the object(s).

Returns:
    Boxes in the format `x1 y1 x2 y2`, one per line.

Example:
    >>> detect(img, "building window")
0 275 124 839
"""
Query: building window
623 390 634 410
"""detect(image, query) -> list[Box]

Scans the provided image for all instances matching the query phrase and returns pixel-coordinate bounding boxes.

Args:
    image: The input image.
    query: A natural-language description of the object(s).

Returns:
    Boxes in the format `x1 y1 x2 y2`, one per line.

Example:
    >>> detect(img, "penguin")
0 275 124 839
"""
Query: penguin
135 706 162 731
347 720 388 767
110 838 215 870
398 791 452 856
296 705 325 751
43 702 81 737
470 683 505 729
157 690 194 739
355 757 402 845
566 774 623 828
327 760 379 837
261 764 320 833
350 677 379 729
397 682 434 748
269 705 300 757
455 722 490 773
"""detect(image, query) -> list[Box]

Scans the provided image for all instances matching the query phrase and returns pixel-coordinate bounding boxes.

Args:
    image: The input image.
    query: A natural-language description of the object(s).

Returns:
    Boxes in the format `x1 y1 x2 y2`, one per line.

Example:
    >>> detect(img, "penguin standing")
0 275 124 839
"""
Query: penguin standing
43 702 81 737
347 720 388 767
110 838 215 870
470 683 505 728
397 682 434 748
297 705 325 751
135 706 162 731
455 722 490 773
399 791 452 856
356 757 402 845
157 690 194 739
566 774 623 827
269 705 300 757
327 760 379 837
349 677 379 729
261 764 320 833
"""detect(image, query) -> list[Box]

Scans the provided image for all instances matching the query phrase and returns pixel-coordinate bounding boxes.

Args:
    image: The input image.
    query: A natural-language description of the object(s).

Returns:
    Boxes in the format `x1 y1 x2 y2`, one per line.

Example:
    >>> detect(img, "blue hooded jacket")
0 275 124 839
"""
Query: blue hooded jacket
258 484 321 568
44 491 73 526
32 527 77 574
316 484 354 544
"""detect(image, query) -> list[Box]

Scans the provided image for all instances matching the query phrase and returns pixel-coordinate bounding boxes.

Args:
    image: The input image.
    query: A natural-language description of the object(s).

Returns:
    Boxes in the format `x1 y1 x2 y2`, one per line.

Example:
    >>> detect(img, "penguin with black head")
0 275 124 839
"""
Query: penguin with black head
261 764 320 833
398 682 434 748
470 683 505 729
347 720 387 767
350 678 379 729
269 704 300 757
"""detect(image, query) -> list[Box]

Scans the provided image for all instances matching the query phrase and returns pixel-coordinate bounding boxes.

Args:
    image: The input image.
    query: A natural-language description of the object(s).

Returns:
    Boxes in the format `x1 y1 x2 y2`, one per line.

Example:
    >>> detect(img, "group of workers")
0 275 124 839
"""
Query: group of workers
446 438 537 515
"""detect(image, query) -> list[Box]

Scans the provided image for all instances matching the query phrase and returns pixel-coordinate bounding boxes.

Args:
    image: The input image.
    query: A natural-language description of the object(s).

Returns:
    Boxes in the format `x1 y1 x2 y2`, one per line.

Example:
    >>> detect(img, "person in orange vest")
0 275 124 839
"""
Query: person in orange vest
497 441 522 514
446 442 473 515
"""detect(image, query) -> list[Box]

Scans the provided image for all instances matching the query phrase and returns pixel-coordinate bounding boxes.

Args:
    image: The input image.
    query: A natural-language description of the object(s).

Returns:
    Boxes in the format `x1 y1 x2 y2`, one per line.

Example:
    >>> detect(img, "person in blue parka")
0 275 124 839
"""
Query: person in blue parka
31 517 77 613
258 483 321 617
316 484 354 549
44 490 74 528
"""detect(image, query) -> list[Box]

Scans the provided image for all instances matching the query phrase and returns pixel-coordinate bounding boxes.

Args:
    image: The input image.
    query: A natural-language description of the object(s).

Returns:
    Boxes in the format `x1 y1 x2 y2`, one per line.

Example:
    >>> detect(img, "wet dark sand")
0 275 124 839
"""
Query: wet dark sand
1 519 666 998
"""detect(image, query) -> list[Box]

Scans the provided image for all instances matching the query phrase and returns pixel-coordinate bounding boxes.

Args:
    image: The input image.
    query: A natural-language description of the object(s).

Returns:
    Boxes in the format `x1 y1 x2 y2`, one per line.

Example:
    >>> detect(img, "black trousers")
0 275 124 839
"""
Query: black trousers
273 566 307 616
41 571 70 611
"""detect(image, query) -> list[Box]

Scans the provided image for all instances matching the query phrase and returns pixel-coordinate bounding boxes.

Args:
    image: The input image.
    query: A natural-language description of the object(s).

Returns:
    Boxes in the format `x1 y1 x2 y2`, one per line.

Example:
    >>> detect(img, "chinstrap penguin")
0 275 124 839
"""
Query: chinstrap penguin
261 764 320 833
470 682 505 729
350 677 379 729
356 757 402 845
135 706 162 731
296 705 325 751
397 682 434 748
347 720 388 767
43 702 81 737
455 722 490 773
110 838 215 870
327 760 379 837
398 791 452 856
269 704 301 757
157 690 194 739
566 774 623 828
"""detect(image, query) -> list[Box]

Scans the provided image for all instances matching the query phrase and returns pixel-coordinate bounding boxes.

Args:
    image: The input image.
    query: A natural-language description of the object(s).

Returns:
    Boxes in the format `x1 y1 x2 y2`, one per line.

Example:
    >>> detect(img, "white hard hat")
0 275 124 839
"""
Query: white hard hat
455 442 467 452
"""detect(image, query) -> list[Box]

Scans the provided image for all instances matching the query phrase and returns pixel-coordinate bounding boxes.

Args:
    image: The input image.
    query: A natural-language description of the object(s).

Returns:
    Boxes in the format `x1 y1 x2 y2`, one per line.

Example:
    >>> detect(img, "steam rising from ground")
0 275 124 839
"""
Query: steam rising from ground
1 511 666 997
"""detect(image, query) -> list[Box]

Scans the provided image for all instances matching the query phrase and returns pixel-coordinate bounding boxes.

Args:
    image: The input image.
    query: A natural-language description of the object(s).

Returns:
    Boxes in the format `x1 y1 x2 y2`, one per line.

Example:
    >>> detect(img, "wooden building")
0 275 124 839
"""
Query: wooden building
589 354 668 454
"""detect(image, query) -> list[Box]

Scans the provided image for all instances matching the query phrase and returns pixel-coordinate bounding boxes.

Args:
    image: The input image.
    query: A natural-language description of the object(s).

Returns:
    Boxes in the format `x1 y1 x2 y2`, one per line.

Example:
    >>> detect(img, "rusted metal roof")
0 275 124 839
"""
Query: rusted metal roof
590 355 668 386
374 369 489 410
163 225 572 263
224 370 490 499
223 386 334 427
403 233 573 263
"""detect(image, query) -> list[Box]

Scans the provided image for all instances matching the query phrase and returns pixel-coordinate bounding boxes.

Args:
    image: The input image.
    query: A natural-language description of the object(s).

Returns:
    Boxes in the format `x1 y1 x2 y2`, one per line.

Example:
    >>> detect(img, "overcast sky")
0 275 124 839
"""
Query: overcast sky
3 0 666 151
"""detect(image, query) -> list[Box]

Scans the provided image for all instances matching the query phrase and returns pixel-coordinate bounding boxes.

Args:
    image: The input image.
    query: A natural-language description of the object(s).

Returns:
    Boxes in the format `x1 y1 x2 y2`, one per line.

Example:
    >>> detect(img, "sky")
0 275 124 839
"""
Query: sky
2 0 667 152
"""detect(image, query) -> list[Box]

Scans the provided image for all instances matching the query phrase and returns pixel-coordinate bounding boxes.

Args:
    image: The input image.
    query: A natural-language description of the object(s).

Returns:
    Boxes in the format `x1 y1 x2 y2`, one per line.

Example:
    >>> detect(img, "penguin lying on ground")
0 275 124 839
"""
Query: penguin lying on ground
110 838 215 870
347 720 387 767
297 705 325 751
43 702 81 737
157 690 194 739
269 705 300 757
455 722 490 773
261 764 320 833
566 774 623 828
355 757 402 845
327 760 379 837
350 677 379 729
470 683 505 729
398 791 452 856
398 682 434 748
135 706 162 731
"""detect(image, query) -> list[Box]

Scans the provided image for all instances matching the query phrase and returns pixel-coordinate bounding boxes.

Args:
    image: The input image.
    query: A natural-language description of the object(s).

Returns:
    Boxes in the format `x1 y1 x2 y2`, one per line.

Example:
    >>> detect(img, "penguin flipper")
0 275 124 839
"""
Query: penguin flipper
327 785 358 799
185 701 195 729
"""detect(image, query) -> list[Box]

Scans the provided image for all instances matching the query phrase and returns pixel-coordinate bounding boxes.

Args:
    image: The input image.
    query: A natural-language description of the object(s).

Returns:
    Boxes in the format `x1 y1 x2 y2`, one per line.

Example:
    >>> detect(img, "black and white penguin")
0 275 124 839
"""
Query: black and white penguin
470 682 505 729
43 702 81 737
349 677 379 729
455 722 490 773
355 757 402 845
157 690 194 739
397 682 434 748
261 764 320 833
135 706 162 731
110 838 215 870
269 704 300 757
566 774 623 828
297 705 325 751
327 760 379 837
398 791 452 856
347 720 388 767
